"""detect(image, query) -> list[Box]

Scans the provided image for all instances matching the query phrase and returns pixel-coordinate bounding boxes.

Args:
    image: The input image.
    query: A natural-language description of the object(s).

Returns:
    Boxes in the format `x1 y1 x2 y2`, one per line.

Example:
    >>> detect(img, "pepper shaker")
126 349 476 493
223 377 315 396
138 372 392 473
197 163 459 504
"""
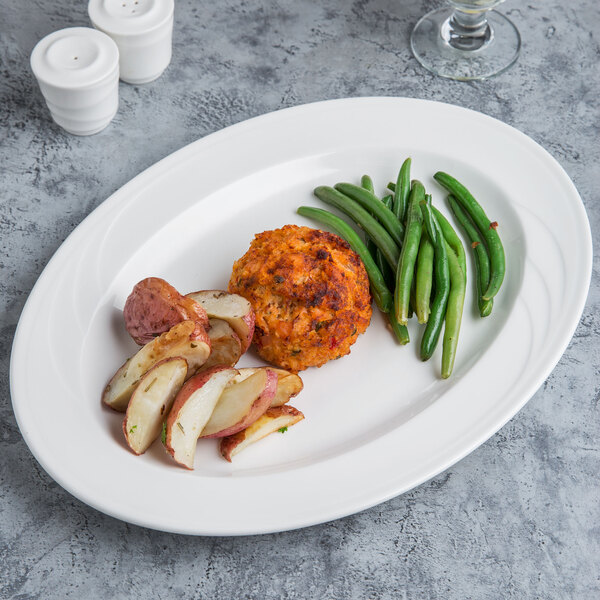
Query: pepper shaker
88 0 175 84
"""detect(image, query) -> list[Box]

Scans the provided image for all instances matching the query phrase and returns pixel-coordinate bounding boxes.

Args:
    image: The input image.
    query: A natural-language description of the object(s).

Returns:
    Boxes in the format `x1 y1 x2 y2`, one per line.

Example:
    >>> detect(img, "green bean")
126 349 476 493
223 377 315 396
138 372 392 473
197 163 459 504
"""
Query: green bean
442 240 466 378
314 186 400 269
431 206 466 282
420 203 450 361
360 174 374 194
297 206 394 313
415 232 434 324
393 158 411 223
360 176 379 260
448 195 493 317
430 205 466 374
394 181 425 324
376 193 410 342
387 312 410 345
414 194 433 323
421 196 437 244
333 183 405 246
434 171 505 300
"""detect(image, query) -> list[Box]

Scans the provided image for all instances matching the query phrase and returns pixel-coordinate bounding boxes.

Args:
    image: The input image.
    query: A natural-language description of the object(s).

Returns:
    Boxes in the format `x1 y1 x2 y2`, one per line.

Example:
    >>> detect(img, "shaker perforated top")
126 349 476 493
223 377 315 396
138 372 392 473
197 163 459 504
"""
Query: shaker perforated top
88 0 174 37
30 27 119 89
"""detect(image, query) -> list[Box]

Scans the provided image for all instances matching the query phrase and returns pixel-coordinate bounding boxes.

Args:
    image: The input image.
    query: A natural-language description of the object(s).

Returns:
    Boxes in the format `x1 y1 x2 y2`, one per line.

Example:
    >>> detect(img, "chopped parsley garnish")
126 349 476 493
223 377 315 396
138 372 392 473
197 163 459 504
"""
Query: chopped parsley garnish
161 422 167 445
144 377 158 393
129 425 137 434
278 427 288 434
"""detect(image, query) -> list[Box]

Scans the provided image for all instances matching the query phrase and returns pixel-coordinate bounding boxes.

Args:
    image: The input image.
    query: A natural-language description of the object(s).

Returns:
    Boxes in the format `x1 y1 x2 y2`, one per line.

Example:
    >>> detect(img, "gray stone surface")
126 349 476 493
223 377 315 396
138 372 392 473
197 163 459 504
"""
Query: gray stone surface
1 0 599 597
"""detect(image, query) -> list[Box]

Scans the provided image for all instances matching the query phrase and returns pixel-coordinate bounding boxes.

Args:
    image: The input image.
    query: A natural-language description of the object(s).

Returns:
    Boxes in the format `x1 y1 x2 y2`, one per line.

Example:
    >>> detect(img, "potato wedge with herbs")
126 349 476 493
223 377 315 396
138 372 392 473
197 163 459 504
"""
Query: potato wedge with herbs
235 367 303 407
187 290 255 352
165 366 238 469
200 368 277 439
123 357 188 455
220 405 304 462
102 320 210 412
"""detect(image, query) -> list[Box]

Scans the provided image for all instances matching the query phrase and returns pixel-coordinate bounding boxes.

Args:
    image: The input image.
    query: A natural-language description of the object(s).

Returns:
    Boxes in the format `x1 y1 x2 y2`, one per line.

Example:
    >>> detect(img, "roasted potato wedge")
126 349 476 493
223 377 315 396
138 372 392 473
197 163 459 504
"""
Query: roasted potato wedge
124 277 209 345
236 367 303 407
201 368 277 439
102 321 210 412
165 366 238 469
220 405 304 462
123 357 188 455
186 290 255 352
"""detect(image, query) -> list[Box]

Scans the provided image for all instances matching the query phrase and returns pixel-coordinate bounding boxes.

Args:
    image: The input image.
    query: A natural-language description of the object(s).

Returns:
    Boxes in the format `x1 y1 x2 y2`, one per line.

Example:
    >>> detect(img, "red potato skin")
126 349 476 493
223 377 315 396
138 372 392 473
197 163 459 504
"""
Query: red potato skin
190 324 211 353
235 367 303 407
201 368 278 439
219 405 304 462
164 365 234 469
270 372 303 406
124 277 209 345
238 311 255 353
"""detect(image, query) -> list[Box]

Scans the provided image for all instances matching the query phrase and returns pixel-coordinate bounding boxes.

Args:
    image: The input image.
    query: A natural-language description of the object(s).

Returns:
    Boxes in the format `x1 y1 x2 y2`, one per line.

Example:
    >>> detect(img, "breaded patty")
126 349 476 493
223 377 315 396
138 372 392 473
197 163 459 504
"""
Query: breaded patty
229 225 372 371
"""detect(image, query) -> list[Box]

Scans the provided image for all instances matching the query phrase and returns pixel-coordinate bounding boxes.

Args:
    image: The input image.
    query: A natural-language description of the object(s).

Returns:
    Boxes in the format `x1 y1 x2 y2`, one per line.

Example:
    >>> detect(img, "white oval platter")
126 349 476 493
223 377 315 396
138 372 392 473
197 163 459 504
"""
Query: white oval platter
10 98 592 535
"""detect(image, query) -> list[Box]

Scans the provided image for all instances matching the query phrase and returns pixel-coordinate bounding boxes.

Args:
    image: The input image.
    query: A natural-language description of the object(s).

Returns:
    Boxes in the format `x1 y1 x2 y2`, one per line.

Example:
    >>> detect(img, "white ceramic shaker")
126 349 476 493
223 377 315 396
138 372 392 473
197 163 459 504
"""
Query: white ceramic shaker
88 0 174 84
30 27 119 136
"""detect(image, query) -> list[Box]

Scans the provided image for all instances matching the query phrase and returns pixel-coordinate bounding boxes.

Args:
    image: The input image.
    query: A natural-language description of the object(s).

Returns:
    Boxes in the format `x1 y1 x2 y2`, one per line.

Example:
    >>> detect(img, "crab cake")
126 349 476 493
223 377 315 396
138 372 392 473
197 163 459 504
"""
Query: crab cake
229 225 372 371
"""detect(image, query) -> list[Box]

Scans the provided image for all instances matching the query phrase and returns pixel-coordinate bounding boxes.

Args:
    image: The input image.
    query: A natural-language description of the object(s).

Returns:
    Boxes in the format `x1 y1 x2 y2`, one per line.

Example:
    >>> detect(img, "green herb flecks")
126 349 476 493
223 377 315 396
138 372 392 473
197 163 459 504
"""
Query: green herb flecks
144 377 158 393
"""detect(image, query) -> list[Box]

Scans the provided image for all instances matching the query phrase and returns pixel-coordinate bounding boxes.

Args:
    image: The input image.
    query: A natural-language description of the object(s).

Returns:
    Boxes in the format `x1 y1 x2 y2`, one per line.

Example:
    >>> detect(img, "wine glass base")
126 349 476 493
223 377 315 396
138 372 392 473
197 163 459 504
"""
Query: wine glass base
410 8 521 81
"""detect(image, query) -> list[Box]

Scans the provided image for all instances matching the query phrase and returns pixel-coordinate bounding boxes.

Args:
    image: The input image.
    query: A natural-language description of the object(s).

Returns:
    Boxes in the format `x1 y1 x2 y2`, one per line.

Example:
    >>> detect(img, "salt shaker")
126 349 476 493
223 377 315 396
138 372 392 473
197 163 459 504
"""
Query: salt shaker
30 27 120 136
88 0 175 84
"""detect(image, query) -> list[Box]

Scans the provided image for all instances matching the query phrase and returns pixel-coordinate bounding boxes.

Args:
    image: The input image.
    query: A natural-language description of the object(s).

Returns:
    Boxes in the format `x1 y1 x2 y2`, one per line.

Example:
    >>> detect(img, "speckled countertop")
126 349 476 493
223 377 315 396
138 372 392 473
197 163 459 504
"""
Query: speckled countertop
1 1 599 598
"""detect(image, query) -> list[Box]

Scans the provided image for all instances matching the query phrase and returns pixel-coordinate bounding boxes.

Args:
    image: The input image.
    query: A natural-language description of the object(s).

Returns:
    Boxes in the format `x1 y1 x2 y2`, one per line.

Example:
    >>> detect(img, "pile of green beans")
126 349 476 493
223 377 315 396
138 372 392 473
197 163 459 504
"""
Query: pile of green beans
298 163 504 378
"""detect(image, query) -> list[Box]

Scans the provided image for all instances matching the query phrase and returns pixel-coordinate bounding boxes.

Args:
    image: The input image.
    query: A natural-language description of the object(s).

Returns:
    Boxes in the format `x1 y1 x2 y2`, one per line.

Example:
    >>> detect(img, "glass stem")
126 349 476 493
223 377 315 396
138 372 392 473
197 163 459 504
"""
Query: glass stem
442 8 492 51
